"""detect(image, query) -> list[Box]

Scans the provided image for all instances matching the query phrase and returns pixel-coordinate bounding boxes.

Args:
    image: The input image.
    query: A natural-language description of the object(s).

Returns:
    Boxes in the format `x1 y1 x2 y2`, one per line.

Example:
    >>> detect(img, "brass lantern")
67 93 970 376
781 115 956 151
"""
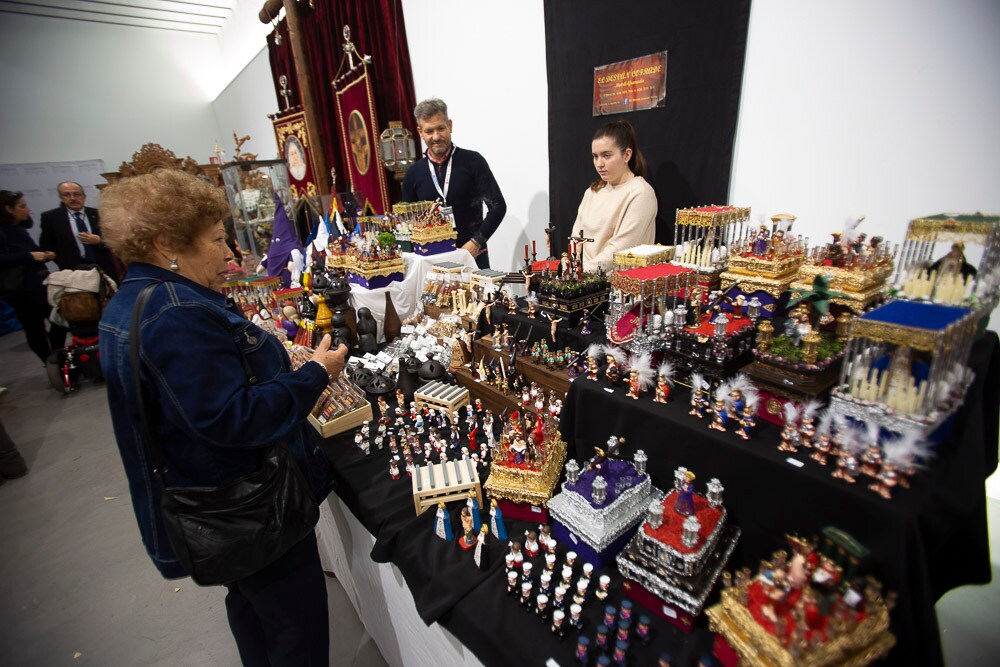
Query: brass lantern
802 330 822 365
757 319 774 352
379 121 417 181
747 296 762 322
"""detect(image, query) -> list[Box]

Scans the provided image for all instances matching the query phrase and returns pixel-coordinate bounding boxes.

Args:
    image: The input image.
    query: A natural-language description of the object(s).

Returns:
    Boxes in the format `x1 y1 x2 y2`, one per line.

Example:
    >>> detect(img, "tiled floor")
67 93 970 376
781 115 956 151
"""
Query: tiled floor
1 328 997 666
0 330 386 667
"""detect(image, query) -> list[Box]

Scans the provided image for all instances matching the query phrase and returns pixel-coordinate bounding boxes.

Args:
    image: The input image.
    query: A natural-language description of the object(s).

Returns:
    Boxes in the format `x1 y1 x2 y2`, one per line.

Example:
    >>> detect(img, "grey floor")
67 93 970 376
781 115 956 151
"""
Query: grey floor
1 328 998 666
0 330 387 667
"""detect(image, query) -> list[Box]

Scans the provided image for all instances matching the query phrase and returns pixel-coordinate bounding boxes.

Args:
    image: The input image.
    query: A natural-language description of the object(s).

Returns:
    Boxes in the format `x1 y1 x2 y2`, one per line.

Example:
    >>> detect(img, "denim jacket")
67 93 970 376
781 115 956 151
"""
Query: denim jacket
99 263 334 579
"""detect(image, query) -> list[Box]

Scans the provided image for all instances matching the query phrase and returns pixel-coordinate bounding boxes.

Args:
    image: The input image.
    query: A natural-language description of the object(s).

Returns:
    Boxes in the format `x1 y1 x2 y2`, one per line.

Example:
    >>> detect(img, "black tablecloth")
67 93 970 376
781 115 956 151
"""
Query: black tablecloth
477 299 607 351
320 332 998 667
557 331 1000 667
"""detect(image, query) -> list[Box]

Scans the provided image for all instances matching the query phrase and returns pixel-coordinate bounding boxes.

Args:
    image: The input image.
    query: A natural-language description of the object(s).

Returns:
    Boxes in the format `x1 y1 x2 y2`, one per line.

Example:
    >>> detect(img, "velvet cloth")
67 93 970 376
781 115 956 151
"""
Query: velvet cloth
266 1 417 203
544 0 751 250
478 298 608 352
558 331 1000 667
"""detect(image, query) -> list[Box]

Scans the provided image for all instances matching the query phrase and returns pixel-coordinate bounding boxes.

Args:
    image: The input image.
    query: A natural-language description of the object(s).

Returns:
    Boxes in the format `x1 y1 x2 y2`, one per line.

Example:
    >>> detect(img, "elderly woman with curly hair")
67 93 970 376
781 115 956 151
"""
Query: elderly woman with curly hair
99 170 347 666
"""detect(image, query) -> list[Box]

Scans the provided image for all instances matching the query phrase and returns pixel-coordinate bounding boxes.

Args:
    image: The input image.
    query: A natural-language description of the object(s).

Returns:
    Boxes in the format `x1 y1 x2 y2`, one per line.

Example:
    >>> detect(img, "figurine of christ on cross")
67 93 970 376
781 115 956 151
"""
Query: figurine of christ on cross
568 230 595 277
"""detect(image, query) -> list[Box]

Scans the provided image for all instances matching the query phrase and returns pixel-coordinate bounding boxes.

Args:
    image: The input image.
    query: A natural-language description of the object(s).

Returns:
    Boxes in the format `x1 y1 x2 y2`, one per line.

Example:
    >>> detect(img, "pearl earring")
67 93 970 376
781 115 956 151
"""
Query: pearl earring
170 258 179 271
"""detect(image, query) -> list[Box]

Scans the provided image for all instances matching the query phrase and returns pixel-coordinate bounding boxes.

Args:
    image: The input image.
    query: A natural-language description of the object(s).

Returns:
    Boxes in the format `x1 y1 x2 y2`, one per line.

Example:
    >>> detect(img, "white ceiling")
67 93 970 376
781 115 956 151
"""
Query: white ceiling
0 0 235 35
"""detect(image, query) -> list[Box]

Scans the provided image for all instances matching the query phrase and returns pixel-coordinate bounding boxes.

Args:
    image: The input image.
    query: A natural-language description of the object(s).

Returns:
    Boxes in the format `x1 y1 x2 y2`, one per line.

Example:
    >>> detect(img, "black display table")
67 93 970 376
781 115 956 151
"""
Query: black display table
320 332 999 667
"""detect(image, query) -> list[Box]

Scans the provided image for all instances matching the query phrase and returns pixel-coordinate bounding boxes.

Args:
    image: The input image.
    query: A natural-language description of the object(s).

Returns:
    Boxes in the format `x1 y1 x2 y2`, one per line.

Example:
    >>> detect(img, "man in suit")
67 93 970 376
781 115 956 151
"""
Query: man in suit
40 181 121 282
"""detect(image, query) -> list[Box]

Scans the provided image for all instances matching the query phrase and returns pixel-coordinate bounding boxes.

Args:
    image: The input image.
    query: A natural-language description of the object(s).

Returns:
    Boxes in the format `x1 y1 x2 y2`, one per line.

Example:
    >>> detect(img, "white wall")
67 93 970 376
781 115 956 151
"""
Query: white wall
212 48 281 162
215 0 281 101
0 14 225 170
730 0 1000 273
402 0 549 272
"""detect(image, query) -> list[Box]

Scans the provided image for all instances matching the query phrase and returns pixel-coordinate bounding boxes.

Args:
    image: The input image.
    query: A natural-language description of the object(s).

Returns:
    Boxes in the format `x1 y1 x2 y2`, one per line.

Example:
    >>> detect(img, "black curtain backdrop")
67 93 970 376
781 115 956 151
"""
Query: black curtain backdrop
544 0 752 249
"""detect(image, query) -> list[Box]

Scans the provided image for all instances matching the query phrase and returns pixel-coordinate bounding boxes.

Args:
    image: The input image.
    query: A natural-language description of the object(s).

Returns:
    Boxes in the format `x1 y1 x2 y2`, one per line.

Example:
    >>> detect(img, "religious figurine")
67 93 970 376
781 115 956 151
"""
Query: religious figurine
551 609 567 638
604 346 626 386
544 312 564 343
508 540 524 568
506 570 518 595
389 458 400 480
433 502 453 541
653 361 675 404
708 389 729 432
536 593 551 621
489 498 508 541
524 529 541 558
625 352 654 400
689 373 710 418
526 294 539 318
831 427 860 484
579 308 593 336
674 470 696 516
778 402 802 453
737 396 758 441
585 343 603 381
474 525 491 570
752 223 770 256
595 574 611 601
467 489 483 532
858 422 883 478
799 400 821 449
458 507 478 550
811 409 835 465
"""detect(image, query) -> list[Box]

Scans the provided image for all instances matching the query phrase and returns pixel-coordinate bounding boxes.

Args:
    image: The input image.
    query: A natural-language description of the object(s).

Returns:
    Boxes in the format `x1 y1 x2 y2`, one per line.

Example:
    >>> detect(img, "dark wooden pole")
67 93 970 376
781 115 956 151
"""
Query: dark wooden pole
260 0 330 194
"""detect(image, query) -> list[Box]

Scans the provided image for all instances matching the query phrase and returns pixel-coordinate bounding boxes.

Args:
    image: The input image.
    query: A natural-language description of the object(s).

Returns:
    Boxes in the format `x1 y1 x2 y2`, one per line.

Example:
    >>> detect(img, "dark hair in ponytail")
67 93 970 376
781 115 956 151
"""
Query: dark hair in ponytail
590 120 647 191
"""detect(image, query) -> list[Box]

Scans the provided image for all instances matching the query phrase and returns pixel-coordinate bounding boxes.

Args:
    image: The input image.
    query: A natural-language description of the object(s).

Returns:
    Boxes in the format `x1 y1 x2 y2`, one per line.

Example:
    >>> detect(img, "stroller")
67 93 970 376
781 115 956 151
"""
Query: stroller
44 266 117 395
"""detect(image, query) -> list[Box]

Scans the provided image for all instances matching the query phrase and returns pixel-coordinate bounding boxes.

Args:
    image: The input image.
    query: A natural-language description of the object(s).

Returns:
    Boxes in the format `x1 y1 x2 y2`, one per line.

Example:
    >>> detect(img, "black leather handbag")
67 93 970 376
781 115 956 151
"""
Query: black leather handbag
130 283 319 586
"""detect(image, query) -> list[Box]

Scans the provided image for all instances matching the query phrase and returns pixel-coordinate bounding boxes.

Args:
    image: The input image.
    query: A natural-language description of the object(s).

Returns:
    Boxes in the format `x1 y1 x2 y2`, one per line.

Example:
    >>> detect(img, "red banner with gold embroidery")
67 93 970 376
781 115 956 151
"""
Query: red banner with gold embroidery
272 110 319 199
333 65 390 214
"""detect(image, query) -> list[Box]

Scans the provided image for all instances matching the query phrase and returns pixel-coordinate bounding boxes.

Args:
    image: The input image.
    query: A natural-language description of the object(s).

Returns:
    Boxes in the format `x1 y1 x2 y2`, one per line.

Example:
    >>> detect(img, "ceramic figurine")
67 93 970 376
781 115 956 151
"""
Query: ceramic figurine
389 458 400 480
524 529 541 557
625 352 655 400
737 394 759 440
596 574 611 600
708 390 729 432
489 499 507 541
433 502 453 541
536 593 551 621
596 624 610 652
778 402 802 453
585 343 603 381
458 507 478 550
674 470 696 516
553 585 568 610
575 635 590 663
859 421 883 477
689 373 710 418
508 540 524 568
831 424 861 483
506 570 519 595
551 609 567 638
580 308 593 336
521 581 534 607
653 361 675 404
569 603 583 629
799 400 821 449
604 345 626 386
474 525 490 570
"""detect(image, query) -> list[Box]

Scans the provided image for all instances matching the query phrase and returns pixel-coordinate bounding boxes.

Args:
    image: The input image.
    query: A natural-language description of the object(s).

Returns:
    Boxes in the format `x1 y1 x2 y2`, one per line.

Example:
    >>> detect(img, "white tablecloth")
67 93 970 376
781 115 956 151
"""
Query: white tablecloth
317 496 485 667
349 249 479 340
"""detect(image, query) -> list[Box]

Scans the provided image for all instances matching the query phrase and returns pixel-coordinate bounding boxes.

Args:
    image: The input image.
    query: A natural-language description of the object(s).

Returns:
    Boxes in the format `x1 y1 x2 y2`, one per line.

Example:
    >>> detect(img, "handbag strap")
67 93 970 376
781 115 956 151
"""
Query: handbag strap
129 281 259 477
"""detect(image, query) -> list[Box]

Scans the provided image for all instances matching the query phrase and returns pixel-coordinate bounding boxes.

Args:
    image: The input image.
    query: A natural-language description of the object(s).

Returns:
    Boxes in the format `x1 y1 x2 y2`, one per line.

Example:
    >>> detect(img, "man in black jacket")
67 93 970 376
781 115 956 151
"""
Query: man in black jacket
40 181 121 281
402 98 506 269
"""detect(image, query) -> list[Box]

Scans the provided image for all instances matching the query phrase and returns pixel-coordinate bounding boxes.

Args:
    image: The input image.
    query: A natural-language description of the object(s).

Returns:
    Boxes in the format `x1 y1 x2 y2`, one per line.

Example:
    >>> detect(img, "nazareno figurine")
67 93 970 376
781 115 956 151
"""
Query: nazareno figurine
674 470 696 516
433 502 454 541
689 373 710 418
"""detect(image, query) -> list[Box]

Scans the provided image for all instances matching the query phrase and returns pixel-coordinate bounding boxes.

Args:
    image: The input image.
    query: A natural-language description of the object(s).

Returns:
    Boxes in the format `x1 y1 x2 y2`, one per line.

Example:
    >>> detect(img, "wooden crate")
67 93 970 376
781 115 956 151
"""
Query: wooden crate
411 458 483 515
414 380 469 414
307 399 373 438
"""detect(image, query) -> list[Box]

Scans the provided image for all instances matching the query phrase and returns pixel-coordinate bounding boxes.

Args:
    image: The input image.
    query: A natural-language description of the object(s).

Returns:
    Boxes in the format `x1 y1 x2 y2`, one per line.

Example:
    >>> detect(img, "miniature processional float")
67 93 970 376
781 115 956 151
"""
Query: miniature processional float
707 527 896 667
546 437 655 569
829 299 978 444
616 466 740 634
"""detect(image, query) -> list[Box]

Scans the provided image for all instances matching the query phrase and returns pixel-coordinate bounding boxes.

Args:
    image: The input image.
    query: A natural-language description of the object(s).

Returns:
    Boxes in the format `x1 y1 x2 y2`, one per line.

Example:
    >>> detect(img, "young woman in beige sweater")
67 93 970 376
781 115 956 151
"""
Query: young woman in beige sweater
571 120 658 272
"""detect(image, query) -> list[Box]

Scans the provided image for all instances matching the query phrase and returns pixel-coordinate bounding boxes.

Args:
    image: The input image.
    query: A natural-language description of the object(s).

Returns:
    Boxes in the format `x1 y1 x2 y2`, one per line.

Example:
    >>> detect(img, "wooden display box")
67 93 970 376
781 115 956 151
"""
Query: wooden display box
423 302 478 331
414 380 469 415
453 366 529 417
473 339 572 401
411 458 482 515
307 400 373 438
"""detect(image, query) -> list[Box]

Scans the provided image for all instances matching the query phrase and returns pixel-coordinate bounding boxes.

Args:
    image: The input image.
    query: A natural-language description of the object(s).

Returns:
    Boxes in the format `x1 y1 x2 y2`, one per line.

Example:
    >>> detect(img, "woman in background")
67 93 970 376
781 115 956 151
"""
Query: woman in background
0 190 65 363
570 120 657 272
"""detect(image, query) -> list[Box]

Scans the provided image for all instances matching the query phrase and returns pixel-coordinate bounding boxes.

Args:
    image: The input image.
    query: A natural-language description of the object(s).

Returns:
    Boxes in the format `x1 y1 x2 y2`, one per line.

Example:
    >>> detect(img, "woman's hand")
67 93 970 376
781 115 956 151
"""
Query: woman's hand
31 251 56 262
310 334 349 380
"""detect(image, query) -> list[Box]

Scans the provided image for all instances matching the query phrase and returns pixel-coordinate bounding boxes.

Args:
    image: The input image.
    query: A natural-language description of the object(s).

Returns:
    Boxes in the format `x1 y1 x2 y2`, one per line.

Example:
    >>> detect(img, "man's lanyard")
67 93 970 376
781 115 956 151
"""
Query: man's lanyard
427 146 456 203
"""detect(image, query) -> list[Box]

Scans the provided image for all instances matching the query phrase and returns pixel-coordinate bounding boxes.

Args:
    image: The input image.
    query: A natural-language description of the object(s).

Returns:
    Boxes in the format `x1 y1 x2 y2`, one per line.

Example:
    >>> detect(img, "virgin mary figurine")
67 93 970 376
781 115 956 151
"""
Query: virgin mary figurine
433 502 454 541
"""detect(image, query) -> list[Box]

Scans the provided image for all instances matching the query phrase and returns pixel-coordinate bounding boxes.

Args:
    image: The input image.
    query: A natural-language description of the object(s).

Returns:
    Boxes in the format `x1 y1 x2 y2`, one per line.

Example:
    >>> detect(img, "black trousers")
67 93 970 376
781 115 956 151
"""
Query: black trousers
5 292 67 363
224 531 329 667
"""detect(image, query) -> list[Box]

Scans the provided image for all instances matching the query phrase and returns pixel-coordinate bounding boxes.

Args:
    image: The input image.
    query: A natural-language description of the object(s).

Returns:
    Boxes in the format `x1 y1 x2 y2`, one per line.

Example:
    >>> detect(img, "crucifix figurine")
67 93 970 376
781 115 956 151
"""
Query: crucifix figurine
545 223 557 260
278 75 291 111
568 230 595 276
543 312 563 343
521 266 534 294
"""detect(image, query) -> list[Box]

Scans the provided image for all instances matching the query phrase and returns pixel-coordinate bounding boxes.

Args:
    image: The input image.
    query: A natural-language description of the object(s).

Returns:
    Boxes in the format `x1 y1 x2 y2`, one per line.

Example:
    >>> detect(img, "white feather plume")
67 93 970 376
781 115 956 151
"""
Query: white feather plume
690 372 708 391
882 429 933 469
602 345 628 365
586 343 604 359
632 352 656 390
817 408 836 436
782 401 801 425
657 361 676 386
802 399 822 421
842 215 865 244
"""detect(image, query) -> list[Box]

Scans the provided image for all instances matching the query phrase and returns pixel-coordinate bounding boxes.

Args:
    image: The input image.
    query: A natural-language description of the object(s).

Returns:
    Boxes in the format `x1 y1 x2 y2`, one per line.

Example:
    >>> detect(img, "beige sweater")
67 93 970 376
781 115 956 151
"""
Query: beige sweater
571 175 657 272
